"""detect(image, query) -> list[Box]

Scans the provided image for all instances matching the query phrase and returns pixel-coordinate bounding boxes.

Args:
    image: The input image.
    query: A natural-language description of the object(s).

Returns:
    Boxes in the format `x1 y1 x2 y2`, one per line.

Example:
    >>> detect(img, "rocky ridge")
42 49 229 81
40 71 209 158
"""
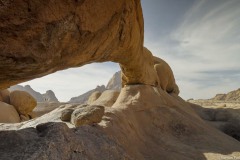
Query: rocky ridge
106 71 121 90
9 85 59 103
210 88 240 101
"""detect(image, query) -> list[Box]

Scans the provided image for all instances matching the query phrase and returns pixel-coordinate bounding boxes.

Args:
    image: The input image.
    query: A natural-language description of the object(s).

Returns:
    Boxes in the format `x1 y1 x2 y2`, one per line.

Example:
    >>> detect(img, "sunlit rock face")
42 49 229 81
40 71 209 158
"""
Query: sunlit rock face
1 1 239 160
1 85 240 160
0 0 158 89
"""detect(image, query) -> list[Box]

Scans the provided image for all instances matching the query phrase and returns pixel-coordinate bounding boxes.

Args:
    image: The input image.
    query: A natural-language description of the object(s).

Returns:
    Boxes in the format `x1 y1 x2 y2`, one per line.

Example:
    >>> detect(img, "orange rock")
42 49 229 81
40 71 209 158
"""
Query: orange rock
0 0 158 89
0 102 20 123
10 91 37 115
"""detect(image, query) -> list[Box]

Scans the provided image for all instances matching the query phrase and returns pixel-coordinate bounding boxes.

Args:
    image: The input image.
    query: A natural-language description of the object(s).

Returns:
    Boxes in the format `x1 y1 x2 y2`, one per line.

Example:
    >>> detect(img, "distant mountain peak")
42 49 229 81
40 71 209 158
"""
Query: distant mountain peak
106 71 121 90
9 85 59 103
68 71 121 104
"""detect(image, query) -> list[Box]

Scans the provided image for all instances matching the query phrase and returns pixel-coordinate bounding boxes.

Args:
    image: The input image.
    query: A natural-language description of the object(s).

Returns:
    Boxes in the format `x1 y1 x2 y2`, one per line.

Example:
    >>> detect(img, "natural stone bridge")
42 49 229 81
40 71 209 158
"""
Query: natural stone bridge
0 0 178 94
0 0 155 88
1 1 240 159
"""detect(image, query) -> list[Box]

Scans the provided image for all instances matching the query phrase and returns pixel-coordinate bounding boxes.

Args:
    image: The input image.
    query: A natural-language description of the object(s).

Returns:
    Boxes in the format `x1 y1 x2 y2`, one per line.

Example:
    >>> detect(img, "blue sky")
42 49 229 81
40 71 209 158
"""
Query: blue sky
21 0 240 102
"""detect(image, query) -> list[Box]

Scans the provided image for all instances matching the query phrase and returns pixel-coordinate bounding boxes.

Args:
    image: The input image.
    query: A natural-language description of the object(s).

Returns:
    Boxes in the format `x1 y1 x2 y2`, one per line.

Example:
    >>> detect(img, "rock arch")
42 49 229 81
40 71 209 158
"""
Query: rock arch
0 0 158 89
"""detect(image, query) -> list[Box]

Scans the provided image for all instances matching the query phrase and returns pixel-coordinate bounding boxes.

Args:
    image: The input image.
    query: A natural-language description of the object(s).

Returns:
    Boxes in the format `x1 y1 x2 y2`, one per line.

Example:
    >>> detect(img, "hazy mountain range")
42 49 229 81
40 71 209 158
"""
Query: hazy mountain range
9 71 240 103
9 85 59 103
9 71 121 103
210 88 240 101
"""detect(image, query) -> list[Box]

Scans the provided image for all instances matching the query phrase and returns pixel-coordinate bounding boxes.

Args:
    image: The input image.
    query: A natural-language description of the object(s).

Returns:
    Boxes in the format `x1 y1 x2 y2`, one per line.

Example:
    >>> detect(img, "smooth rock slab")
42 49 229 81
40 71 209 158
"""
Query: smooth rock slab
71 105 104 127
0 122 131 160
87 91 102 104
92 90 120 107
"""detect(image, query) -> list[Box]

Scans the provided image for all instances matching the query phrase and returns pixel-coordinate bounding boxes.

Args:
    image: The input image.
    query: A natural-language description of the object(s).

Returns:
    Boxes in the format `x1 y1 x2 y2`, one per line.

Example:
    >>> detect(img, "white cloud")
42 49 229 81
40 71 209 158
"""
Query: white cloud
21 0 240 101
145 0 240 100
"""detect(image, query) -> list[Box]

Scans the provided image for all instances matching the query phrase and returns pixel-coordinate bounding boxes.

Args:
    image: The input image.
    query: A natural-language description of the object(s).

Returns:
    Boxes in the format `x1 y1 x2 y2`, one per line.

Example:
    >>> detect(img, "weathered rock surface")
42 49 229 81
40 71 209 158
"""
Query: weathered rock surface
9 85 59 102
70 57 179 105
0 0 158 90
10 90 37 115
142 48 179 95
0 122 131 160
0 0 239 159
92 90 120 107
71 105 104 127
0 85 240 160
87 91 102 104
0 102 20 123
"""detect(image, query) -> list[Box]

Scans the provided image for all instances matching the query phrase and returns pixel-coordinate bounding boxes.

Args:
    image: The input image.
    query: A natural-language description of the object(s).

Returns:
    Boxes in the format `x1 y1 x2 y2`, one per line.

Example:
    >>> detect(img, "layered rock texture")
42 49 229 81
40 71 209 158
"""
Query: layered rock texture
9 85 59 102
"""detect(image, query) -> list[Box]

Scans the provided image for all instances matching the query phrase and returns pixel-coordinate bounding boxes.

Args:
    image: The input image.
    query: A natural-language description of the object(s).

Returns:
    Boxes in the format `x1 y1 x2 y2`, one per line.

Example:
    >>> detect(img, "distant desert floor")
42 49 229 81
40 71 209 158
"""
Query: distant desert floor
189 99 240 109
189 99 240 142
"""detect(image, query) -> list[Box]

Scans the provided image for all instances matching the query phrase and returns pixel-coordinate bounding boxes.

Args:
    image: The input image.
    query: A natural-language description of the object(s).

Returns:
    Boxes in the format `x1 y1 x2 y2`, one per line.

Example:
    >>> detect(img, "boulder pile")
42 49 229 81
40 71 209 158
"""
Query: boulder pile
60 104 105 127
0 89 37 123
